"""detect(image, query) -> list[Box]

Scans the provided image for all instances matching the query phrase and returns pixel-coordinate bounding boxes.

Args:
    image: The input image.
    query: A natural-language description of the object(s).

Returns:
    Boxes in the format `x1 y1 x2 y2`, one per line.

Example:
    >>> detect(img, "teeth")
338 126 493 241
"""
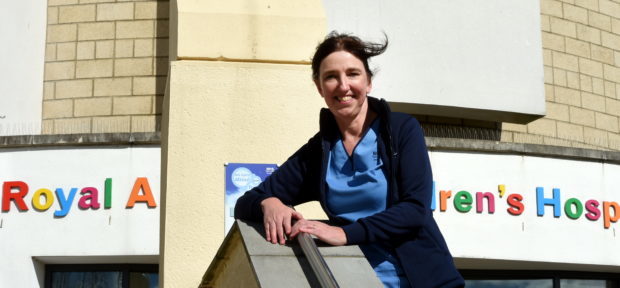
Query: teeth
337 96 352 102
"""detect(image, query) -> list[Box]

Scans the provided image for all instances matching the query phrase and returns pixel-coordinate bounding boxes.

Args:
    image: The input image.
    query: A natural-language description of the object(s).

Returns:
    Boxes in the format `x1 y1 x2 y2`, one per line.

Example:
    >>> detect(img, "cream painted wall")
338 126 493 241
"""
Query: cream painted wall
0 146 160 288
0 1 46 135
174 0 325 61
430 151 620 270
322 0 545 124
161 61 325 287
161 2 328 286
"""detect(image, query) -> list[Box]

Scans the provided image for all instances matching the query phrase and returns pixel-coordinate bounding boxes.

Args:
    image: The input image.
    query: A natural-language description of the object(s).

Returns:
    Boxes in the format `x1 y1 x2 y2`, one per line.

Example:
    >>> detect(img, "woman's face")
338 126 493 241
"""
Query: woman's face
314 51 372 121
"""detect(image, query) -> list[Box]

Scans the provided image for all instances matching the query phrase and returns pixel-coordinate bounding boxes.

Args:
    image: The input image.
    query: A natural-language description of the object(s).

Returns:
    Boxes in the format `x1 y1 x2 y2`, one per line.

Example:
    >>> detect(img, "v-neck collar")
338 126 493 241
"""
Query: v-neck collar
337 117 381 157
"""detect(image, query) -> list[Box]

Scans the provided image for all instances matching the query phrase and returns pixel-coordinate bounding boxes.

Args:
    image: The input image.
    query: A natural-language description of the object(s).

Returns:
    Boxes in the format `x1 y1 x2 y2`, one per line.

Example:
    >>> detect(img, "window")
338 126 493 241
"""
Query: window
466 279 553 288
462 270 620 288
45 264 158 288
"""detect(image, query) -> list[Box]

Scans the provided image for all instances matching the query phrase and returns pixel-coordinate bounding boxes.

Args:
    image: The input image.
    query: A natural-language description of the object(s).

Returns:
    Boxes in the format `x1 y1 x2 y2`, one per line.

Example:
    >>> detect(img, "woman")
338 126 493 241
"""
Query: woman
235 32 464 288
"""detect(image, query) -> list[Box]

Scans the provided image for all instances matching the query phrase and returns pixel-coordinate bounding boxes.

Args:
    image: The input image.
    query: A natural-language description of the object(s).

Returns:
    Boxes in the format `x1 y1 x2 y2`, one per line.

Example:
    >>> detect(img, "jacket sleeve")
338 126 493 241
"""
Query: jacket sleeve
234 134 321 222
342 116 433 245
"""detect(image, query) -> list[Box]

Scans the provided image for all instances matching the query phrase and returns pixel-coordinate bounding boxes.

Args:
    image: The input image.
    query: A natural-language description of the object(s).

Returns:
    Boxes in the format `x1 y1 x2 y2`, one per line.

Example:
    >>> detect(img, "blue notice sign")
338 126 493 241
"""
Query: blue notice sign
225 163 278 233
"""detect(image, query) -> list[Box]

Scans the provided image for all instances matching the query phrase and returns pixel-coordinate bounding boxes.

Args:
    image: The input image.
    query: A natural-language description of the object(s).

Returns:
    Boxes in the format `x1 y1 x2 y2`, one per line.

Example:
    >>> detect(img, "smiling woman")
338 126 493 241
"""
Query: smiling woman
235 32 464 288
314 50 374 155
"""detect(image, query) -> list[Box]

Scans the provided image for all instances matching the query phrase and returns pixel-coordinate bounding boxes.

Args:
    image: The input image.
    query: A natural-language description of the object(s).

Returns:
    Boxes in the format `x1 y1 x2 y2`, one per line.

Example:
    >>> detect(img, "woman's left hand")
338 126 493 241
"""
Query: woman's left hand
290 220 347 246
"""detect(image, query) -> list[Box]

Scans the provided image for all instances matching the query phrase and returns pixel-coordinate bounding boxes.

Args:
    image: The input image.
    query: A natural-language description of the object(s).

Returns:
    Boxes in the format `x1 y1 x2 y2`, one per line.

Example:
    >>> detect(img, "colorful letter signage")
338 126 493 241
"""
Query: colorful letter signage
1 177 156 217
431 182 620 229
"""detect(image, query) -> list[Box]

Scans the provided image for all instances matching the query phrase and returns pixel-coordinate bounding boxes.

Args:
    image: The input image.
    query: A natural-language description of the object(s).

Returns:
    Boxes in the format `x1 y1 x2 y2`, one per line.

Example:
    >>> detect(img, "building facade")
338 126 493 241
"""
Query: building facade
2 0 620 287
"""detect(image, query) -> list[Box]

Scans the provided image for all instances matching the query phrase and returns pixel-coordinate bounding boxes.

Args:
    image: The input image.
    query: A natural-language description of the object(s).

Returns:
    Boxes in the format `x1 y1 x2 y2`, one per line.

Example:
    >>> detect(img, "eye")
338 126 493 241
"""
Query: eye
323 74 336 80
347 70 362 78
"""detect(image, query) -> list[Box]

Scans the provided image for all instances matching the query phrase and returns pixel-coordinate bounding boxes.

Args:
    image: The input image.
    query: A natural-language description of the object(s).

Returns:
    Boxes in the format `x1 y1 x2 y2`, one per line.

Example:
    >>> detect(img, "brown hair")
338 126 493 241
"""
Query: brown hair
311 31 388 80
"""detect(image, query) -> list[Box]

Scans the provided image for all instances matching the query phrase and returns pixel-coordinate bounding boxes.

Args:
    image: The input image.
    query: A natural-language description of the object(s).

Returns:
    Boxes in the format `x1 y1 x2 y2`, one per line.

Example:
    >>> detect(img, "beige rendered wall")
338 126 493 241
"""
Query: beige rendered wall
501 0 620 151
160 1 327 287
173 0 325 61
43 0 169 134
162 1 620 286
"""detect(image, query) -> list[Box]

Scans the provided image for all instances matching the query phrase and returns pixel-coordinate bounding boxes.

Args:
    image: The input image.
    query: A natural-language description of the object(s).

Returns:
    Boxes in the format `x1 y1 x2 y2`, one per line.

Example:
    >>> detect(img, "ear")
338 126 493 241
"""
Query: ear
314 79 323 97
366 78 373 94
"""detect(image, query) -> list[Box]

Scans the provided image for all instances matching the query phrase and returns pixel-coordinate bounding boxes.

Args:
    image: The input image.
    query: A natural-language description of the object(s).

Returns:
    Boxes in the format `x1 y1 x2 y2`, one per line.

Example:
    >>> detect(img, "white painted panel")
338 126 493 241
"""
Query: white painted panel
323 0 545 123
0 146 160 287
0 1 47 135
430 151 620 267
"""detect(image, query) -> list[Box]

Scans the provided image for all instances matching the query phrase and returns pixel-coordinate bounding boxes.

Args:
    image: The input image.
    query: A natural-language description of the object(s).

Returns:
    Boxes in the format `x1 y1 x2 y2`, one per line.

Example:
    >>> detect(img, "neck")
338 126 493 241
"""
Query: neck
335 104 377 142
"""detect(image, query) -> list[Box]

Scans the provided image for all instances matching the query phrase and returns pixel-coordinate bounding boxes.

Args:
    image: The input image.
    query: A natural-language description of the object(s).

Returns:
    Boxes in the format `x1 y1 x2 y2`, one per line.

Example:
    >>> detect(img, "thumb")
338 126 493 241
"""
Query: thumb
292 211 304 220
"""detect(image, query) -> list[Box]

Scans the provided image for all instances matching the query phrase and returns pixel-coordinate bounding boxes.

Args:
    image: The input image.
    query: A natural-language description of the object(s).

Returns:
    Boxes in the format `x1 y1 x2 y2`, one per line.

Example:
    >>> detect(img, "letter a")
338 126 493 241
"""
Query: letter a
78 187 101 210
126 177 157 208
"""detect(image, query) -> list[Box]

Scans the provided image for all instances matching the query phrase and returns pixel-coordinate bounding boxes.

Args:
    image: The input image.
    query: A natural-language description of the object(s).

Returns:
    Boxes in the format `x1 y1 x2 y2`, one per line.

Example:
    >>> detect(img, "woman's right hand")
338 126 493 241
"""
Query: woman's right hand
261 197 304 245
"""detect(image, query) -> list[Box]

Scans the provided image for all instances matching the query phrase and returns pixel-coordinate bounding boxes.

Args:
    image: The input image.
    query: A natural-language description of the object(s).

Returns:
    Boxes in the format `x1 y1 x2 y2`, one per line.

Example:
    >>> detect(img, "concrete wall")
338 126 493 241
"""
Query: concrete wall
502 0 620 151
321 0 620 151
0 146 160 288
159 1 327 287
24 0 620 153
202 221 382 288
429 149 620 269
323 0 546 124
161 61 326 287
42 0 169 134
159 0 620 286
0 1 47 136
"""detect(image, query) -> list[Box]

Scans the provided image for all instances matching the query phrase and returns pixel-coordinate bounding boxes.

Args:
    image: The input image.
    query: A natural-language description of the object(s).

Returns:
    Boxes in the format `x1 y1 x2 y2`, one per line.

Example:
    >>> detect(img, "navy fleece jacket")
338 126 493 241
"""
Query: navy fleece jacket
234 97 464 287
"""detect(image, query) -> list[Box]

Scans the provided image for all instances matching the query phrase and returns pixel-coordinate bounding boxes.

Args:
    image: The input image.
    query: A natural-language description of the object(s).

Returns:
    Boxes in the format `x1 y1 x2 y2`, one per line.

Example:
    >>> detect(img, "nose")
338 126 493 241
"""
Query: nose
338 76 350 91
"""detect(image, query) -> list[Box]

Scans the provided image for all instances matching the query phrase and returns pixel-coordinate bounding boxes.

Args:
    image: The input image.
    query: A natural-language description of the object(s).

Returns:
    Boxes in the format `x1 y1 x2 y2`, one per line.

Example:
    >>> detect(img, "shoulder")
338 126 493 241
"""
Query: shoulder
287 132 322 163
369 97 421 130
389 111 416 123
388 112 422 136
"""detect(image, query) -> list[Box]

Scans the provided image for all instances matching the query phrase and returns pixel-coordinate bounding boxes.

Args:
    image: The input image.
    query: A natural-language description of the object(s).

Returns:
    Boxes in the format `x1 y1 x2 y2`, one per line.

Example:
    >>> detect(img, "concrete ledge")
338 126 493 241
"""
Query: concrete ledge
456 257 620 273
203 220 382 288
2 132 619 165
426 137 620 164
0 132 160 148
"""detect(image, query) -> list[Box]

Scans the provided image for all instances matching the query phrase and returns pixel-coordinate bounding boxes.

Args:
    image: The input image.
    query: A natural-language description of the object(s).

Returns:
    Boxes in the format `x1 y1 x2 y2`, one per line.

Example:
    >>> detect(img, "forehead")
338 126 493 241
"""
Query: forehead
319 51 365 72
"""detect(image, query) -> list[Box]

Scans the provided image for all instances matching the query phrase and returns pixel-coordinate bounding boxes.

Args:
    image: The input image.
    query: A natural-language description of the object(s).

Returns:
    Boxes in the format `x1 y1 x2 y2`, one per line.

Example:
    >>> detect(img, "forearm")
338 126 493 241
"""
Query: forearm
234 189 271 221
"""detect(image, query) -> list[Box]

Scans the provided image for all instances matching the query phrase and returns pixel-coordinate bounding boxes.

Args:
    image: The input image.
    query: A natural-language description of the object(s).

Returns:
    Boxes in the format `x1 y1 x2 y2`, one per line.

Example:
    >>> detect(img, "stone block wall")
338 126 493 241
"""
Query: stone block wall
43 0 168 134
501 0 620 151
39 0 620 150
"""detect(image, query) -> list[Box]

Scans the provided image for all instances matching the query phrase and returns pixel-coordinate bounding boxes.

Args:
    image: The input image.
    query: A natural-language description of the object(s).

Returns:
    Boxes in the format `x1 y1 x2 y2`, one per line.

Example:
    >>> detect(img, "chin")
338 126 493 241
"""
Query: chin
331 108 357 119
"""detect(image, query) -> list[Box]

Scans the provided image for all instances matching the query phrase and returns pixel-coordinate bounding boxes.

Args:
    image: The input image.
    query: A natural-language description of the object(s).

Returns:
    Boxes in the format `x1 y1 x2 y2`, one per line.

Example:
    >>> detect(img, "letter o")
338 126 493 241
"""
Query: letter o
564 198 583 220
32 188 54 211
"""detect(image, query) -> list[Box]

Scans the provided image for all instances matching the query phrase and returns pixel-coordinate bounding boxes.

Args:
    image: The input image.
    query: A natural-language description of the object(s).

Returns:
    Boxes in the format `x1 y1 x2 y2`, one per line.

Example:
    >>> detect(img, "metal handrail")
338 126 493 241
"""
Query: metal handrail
296 231 340 288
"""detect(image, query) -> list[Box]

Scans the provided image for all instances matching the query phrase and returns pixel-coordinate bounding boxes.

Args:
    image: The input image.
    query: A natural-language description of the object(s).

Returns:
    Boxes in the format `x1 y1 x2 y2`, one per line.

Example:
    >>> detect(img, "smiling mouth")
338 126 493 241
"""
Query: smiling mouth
336 96 353 102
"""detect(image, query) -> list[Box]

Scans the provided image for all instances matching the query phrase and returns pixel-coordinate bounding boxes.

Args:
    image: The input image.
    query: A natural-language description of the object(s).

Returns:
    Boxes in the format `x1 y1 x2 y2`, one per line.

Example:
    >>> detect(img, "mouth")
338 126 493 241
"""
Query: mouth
335 95 353 103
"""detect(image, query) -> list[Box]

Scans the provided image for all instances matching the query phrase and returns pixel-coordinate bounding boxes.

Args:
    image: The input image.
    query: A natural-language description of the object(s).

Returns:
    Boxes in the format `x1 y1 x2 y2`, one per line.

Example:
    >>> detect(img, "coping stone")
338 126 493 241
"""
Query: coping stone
0 132 160 148
426 137 620 164
237 220 382 287
3 132 619 165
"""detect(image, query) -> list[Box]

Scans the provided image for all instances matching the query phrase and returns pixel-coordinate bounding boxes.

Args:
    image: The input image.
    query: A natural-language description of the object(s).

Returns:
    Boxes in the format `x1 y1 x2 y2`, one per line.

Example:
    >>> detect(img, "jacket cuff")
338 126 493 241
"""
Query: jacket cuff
342 222 366 245
250 194 272 220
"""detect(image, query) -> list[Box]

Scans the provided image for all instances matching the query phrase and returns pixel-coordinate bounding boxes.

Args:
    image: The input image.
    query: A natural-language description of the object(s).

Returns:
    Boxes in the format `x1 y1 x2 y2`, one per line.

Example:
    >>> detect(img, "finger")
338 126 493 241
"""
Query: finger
299 226 314 234
275 218 286 244
283 214 292 235
269 221 278 244
298 221 320 235
272 226 279 244
290 221 301 238
264 221 271 242
292 211 304 220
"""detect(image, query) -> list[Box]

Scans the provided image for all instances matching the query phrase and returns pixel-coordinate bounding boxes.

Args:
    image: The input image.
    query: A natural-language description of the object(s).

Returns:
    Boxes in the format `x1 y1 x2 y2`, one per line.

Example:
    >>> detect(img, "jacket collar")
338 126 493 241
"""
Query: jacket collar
319 96 391 140
318 96 397 217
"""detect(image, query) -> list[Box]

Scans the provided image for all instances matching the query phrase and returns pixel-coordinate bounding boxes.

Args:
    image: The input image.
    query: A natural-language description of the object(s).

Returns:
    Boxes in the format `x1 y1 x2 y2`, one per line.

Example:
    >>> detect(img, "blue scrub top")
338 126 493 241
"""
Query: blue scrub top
326 119 409 288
